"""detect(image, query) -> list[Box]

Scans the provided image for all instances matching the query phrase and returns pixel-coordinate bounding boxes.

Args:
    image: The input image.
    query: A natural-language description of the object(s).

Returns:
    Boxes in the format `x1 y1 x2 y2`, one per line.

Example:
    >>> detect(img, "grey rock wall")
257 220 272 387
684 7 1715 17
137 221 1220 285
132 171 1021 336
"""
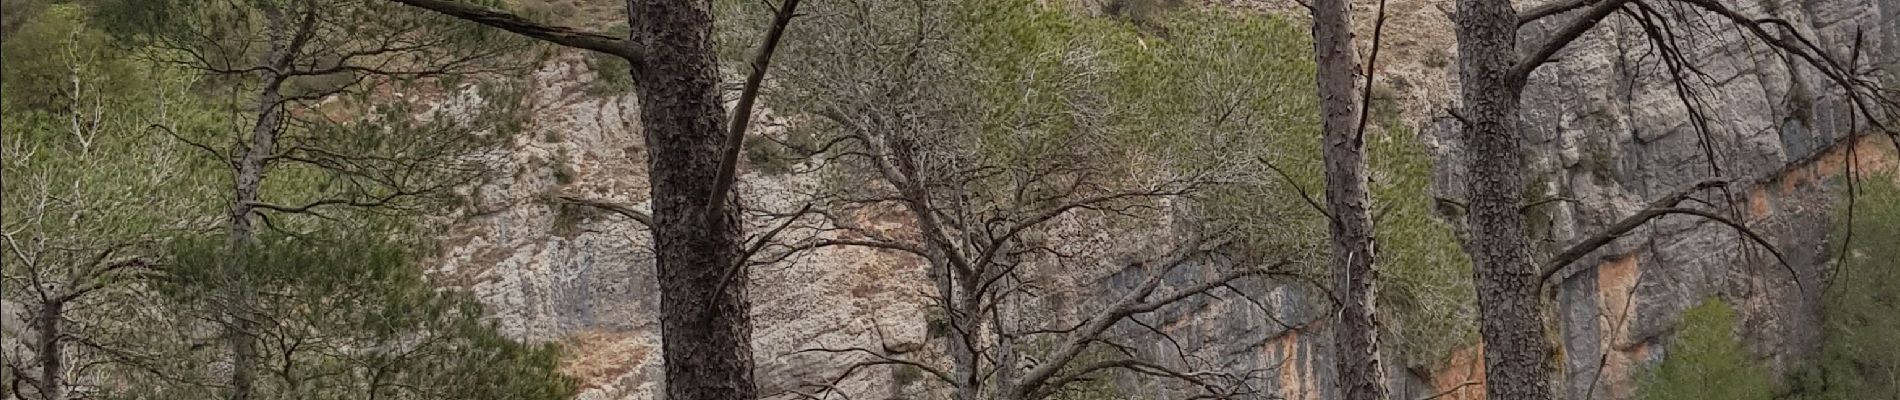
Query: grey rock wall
430 0 1898 399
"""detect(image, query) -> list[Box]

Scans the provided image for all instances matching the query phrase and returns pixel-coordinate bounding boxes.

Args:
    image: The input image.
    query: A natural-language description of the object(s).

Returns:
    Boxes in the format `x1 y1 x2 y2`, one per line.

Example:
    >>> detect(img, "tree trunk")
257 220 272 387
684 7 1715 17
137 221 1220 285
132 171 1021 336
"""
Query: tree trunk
625 0 757 398
1453 0 1551 398
224 6 299 399
32 301 66 400
992 274 1018 400
945 258 980 400
1311 0 1389 398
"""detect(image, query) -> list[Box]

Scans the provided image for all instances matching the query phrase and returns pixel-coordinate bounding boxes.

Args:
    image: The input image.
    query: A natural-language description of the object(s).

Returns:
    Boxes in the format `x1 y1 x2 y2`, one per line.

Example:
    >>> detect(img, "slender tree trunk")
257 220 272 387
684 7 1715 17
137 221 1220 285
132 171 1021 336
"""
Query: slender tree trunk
224 6 299 399
224 73 282 400
32 301 66 400
1311 0 1389 398
229 73 283 247
1453 0 1551 398
948 266 980 400
919 244 981 400
992 274 1018 400
624 0 757 398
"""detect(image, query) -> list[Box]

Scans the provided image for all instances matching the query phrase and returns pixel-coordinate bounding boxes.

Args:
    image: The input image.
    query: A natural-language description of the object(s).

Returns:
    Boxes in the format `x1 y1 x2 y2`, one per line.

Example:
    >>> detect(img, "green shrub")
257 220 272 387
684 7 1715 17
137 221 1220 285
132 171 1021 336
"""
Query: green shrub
585 50 635 95
1636 298 1774 400
1370 121 1476 367
744 137 798 176
2 3 140 112
157 231 578 400
1787 175 1900 399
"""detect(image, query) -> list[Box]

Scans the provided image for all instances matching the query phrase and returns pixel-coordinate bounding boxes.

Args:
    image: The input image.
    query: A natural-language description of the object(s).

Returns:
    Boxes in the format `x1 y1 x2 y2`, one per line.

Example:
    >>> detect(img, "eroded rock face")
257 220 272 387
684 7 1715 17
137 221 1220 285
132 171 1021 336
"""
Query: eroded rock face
429 53 663 399
431 0 1897 398
429 52 941 399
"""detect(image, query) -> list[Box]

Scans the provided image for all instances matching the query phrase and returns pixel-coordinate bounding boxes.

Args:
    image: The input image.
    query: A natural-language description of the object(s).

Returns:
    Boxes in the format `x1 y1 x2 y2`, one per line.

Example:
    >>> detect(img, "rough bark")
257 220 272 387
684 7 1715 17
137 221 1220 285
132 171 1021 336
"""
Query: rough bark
32 302 66 400
624 0 756 398
953 277 982 400
992 275 1019 400
381 0 800 397
1453 0 1551 399
1311 0 1389 398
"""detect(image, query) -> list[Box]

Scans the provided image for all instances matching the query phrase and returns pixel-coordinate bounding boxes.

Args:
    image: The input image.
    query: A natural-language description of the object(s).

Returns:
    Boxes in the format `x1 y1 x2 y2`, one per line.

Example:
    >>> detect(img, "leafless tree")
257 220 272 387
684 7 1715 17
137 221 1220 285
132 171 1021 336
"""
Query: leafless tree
1449 0 1899 398
0 40 202 400
758 114 1304 400
727 1 1318 398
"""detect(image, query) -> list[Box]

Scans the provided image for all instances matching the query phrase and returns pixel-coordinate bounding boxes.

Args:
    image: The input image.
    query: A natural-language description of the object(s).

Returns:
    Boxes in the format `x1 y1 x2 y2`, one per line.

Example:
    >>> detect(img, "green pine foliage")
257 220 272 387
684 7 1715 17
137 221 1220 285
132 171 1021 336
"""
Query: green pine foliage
1 3 573 398
954 2 1477 367
1369 121 1477 367
1787 175 1900 399
153 232 576 400
1636 298 1775 400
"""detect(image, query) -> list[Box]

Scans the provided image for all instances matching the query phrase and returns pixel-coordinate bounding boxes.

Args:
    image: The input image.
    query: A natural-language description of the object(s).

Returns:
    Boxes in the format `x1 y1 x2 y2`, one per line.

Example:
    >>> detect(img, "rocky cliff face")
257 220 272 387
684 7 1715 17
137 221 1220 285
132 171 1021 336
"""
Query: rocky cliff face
429 52 940 399
429 0 1898 399
1421 0 1899 398
1495 0 1899 398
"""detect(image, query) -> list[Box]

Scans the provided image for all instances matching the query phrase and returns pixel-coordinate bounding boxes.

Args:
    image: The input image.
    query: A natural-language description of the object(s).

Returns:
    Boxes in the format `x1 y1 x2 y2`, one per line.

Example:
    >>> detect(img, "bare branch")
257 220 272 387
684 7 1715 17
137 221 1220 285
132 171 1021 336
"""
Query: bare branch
1539 206 1796 290
707 0 806 212
555 195 653 227
1126 267 1285 315
1538 179 1724 282
974 187 1192 276
1352 0 1391 144
1012 235 1284 399
1512 0 1633 85
1518 0 1602 26
1417 380 1483 400
791 346 957 386
383 0 640 62
1259 156 1332 221
717 203 814 295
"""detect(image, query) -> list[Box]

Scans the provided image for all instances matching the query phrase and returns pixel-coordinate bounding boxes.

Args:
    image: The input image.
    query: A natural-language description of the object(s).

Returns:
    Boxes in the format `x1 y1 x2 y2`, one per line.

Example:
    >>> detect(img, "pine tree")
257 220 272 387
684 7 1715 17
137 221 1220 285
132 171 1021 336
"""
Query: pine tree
1637 298 1774 400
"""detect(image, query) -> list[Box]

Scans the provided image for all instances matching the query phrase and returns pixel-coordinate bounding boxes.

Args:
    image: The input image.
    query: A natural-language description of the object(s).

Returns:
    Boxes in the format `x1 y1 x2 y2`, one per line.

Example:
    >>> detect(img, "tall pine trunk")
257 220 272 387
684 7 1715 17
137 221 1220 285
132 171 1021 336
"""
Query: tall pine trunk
380 0 770 397
1311 0 1389 398
32 302 67 400
1453 0 1551 398
626 0 757 398
224 8 295 398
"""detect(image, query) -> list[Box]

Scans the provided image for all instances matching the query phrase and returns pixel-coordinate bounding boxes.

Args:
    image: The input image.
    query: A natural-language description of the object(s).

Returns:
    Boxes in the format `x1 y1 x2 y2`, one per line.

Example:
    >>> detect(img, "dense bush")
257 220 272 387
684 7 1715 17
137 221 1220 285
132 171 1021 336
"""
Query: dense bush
1636 298 1774 400
151 232 577 400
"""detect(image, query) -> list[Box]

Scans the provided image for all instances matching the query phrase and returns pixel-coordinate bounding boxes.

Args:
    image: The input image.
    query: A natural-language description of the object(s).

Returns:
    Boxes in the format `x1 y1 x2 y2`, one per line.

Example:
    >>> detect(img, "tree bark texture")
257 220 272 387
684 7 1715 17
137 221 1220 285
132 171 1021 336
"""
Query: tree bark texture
1311 0 1390 399
381 0 763 397
625 0 757 398
32 302 66 400
1453 0 1552 399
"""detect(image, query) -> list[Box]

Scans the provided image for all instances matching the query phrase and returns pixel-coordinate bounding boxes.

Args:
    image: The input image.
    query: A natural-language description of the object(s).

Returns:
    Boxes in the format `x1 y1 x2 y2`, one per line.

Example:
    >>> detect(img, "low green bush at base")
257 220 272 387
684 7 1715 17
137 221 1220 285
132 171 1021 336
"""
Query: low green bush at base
1637 298 1774 400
